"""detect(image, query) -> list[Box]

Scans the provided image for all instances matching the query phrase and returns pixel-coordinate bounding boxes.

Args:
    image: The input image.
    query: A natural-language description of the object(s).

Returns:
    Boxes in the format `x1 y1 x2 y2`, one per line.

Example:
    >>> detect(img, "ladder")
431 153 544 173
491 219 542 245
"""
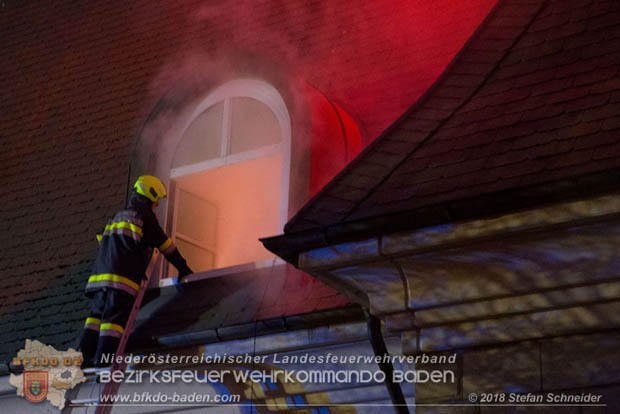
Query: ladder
94 271 152 414
66 259 158 414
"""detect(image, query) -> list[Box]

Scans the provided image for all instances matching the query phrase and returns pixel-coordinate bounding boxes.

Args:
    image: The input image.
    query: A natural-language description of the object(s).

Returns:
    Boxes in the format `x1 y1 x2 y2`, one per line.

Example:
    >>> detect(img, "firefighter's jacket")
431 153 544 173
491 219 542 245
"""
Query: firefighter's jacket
85 194 189 297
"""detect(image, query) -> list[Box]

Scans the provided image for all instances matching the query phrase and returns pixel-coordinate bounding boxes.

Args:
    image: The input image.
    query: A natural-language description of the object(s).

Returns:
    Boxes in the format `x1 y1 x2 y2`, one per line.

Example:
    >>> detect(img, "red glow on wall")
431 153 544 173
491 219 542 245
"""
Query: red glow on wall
302 83 363 196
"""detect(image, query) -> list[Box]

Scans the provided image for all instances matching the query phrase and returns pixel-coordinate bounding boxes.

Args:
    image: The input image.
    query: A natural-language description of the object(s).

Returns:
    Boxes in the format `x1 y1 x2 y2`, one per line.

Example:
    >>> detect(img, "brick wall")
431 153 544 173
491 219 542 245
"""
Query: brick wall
0 0 497 362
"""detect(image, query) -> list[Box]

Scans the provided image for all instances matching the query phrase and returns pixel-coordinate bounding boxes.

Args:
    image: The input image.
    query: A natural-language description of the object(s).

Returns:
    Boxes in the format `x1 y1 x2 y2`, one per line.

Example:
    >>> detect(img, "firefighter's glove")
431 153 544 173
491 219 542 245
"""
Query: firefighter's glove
175 264 193 294
174 276 184 294
167 248 193 287
177 264 193 284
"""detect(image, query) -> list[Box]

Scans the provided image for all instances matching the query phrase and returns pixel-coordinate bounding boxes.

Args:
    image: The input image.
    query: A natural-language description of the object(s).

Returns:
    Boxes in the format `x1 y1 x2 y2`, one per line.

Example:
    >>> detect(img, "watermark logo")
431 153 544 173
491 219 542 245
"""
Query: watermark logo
9 340 86 410
24 371 48 403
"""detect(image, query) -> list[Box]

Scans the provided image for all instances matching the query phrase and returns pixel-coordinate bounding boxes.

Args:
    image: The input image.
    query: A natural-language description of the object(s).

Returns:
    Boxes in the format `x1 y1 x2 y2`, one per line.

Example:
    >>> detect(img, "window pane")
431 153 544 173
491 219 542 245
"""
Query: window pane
172 102 223 168
174 238 215 273
230 97 280 154
175 188 217 247
172 153 282 269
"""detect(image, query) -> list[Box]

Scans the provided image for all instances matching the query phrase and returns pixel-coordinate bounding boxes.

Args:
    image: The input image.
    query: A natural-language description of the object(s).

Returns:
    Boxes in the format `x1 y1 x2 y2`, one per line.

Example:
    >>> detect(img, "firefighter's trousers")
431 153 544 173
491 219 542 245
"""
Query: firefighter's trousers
78 288 134 367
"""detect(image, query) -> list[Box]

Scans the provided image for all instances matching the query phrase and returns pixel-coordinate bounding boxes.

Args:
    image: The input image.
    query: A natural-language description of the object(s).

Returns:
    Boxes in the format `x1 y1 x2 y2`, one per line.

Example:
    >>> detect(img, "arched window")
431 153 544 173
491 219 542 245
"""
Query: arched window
164 79 291 276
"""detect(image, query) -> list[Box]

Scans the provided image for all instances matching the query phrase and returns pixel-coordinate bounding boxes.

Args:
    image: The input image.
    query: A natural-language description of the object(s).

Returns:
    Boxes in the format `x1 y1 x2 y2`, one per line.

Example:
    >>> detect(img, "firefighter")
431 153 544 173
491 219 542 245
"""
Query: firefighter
78 175 193 367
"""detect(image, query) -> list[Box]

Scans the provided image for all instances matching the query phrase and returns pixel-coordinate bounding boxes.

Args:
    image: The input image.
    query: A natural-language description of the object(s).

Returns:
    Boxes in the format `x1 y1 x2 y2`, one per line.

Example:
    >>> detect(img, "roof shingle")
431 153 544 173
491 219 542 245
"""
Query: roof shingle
286 0 620 232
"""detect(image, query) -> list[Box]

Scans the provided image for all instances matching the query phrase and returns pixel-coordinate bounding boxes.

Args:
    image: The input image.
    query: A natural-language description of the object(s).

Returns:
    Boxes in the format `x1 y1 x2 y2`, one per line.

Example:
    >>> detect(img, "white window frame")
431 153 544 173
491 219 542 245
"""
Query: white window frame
161 79 292 281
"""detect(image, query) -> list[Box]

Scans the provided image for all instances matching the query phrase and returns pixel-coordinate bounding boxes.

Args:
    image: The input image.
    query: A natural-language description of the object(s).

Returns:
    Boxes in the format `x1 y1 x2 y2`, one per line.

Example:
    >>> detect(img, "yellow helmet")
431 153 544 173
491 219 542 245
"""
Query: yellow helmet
134 175 167 203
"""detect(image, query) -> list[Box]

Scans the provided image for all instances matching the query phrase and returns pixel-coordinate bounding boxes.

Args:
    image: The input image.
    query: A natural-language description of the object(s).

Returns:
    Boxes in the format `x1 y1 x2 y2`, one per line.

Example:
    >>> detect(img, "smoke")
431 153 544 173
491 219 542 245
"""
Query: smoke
150 0 496 134
133 0 499 211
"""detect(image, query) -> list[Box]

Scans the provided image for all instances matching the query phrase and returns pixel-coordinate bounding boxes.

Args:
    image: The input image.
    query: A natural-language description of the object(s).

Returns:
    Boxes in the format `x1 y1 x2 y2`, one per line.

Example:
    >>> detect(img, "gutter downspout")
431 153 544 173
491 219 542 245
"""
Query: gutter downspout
366 311 409 414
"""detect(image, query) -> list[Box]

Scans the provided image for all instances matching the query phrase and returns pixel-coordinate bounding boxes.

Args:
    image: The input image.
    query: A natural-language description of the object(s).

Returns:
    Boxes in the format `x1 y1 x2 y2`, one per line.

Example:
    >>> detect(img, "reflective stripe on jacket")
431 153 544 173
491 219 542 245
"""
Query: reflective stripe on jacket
85 194 174 297
87 274 141 296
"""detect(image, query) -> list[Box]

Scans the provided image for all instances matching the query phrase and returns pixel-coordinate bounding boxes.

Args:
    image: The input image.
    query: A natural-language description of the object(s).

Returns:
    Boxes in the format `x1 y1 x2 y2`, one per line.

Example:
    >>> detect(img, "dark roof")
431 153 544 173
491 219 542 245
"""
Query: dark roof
129 266 355 350
283 0 620 236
